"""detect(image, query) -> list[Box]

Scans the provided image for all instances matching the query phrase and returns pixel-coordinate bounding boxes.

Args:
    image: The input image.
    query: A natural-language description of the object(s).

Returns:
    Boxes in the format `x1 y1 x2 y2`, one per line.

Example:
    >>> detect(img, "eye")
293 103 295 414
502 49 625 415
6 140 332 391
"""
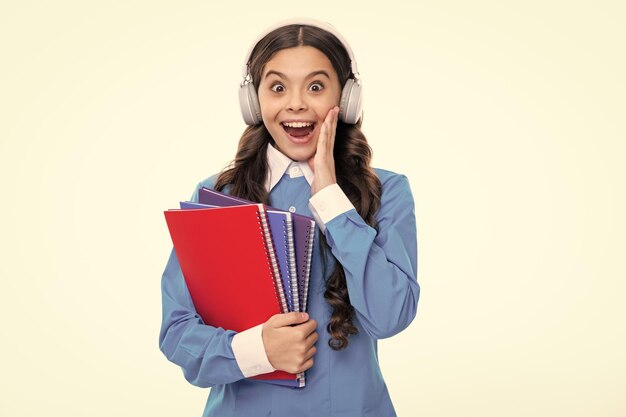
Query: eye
309 81 324 92
270 82 285 93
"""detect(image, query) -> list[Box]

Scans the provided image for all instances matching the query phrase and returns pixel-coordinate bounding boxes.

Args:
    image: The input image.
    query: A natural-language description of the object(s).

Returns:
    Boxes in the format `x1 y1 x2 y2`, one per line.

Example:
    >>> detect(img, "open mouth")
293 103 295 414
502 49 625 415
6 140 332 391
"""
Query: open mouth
281 121 317 143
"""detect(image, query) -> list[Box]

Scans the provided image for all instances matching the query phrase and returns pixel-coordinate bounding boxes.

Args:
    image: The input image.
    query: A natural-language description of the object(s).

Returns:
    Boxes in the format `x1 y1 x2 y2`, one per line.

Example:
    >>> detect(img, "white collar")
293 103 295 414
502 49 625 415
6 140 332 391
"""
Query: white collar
265 143 314 192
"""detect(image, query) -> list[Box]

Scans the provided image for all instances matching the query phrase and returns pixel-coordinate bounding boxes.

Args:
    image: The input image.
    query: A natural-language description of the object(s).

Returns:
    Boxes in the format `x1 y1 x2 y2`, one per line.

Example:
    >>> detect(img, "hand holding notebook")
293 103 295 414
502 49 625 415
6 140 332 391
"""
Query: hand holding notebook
262 312 318 375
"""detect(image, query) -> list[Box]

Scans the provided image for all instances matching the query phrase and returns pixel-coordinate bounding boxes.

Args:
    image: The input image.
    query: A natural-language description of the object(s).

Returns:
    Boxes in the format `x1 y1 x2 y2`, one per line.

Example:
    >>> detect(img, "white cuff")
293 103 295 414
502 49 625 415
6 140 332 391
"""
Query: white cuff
308 183 355 233
231 323 276 378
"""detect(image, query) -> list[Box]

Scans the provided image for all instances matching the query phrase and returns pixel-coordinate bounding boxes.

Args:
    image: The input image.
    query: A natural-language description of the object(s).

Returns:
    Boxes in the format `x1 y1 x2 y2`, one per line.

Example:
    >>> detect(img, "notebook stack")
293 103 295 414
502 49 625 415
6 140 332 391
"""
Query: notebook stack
163 188 316 388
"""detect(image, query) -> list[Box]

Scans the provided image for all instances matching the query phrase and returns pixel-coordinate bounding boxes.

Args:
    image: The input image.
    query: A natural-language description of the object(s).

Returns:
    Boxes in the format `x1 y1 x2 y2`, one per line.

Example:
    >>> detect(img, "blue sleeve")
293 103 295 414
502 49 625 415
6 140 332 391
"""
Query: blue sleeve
323 173 420 339
159 182 246 387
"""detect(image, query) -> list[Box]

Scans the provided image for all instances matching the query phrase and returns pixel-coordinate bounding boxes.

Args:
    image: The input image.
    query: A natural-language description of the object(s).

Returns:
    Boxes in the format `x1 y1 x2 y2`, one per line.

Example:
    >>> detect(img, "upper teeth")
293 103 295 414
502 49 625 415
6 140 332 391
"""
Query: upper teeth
283 121 313 128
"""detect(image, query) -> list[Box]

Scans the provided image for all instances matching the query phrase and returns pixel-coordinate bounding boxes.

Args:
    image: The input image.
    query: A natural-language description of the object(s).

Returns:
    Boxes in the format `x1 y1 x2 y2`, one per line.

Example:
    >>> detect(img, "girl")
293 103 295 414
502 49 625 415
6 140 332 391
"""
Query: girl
160 18 420 417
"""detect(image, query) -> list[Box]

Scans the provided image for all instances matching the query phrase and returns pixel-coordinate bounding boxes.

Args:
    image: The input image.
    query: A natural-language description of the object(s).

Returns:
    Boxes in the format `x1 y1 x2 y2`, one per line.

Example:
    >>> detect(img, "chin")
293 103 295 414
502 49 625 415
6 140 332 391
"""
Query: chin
273 138 318 162
284 148 315 162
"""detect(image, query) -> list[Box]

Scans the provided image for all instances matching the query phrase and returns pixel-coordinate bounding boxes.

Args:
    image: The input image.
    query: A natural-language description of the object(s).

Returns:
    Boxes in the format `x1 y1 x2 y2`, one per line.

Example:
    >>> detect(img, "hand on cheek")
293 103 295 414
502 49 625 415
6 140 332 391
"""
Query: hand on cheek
308 106 339 196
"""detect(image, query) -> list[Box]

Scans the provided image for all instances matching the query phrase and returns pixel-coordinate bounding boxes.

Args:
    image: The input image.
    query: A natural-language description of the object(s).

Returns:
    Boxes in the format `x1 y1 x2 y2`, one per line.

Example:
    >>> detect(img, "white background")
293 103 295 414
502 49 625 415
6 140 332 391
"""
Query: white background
1 1 625 416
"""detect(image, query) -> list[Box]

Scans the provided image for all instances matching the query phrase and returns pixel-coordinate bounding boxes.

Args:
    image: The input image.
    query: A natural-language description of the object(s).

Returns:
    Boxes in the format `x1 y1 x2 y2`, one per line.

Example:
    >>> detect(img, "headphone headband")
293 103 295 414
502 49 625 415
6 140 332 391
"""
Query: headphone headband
241 17 359 79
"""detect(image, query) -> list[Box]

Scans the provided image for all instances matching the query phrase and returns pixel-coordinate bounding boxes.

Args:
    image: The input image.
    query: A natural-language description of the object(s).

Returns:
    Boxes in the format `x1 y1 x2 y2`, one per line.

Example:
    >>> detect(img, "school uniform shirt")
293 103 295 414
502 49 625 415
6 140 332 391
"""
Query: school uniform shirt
159 144 420 417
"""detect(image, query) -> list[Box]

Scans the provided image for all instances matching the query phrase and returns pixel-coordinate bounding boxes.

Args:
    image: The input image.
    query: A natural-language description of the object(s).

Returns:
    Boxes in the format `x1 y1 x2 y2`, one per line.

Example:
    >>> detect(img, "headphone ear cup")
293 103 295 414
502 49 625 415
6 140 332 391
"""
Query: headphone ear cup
338 78 363 124
239 82 262 125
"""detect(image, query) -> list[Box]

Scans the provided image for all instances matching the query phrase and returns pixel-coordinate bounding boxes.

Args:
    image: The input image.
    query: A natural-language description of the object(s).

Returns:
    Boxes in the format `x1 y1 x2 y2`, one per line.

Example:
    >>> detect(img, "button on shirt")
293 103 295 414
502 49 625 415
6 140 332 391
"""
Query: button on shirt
159 143 420 417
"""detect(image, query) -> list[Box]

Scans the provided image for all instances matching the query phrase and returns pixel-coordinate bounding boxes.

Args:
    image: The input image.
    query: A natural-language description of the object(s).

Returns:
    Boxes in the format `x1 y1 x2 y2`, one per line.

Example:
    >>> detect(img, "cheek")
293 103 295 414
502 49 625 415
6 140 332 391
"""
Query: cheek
321 93 341 112
259 97 280 118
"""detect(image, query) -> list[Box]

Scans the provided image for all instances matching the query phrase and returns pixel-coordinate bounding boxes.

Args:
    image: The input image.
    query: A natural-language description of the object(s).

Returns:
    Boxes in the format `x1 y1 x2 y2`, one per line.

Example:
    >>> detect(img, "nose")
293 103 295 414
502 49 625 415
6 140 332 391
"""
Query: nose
286 89 307 112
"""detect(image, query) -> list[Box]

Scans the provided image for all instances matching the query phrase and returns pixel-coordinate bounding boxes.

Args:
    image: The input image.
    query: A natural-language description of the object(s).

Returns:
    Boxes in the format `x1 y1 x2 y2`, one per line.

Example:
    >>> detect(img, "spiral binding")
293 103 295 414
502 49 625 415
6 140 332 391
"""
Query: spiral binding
296 371 305 387
256 205 288 313
284 215 300 313
301 221 315 313
286 214 306 387
280 218 293 311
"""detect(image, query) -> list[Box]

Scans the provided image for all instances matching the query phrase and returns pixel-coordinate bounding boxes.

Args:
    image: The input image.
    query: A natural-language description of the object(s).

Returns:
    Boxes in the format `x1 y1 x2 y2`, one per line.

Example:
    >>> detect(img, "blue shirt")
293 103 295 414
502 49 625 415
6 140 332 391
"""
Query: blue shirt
159 159 420 416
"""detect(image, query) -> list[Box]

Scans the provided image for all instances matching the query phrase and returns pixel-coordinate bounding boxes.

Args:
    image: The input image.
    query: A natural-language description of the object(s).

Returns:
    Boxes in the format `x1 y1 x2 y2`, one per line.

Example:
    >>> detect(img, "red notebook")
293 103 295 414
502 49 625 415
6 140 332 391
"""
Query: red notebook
164 203 303 386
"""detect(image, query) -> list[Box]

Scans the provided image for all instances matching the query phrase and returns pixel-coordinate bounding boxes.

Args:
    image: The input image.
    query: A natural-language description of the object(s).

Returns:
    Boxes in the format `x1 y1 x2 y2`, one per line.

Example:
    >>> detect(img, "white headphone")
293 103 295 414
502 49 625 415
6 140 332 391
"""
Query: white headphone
239 18 363 126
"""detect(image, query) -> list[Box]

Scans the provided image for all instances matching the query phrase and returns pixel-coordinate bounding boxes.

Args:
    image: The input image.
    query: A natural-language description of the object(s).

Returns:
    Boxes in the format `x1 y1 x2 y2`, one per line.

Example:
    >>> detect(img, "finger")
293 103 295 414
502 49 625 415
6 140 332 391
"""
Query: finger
268 312 309 328
300 319 318 335
315 122 329 169
326 119 333 155
318 119 328 149
304 330 319 348
293 321 317 341
330 106 339 149
303 345 317 361
323 108 335 153
320 110 336 174
299 358 314 372
325 105 337 122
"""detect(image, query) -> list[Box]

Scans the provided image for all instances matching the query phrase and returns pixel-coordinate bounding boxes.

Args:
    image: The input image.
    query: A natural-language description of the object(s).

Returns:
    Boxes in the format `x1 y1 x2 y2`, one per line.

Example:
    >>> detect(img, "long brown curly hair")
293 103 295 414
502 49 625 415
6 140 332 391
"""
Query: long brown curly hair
215 24 381 350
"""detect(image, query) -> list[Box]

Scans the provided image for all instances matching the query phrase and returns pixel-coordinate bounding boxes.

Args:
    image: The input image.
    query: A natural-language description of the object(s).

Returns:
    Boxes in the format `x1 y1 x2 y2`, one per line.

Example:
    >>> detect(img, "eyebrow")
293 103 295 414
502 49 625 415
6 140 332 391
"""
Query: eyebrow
263 69 331 80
